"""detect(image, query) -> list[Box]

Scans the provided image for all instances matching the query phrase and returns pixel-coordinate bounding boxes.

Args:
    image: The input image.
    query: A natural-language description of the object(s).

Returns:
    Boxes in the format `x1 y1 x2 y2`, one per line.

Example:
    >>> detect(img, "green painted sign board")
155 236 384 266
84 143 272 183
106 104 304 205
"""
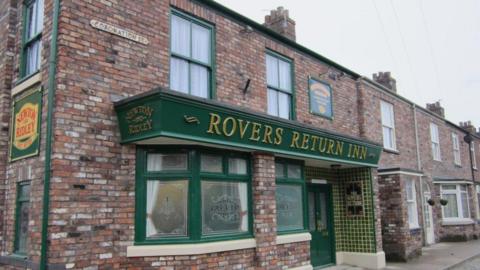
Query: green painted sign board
115 90 382 167
10 88 43 162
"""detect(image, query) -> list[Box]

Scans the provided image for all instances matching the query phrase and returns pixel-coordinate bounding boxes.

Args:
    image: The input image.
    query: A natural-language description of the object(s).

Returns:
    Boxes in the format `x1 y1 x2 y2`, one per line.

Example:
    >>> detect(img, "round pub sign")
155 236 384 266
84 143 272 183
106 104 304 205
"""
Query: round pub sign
10 88 42 161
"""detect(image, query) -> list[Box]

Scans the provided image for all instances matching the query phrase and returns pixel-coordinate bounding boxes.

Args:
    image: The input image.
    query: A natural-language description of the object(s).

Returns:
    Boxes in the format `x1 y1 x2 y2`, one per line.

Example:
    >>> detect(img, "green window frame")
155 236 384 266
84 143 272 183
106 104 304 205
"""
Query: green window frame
14 181 31 255
135 147 252 244
266 50 295 120
169 9 215 99
20 0 44 78
275 158 307 234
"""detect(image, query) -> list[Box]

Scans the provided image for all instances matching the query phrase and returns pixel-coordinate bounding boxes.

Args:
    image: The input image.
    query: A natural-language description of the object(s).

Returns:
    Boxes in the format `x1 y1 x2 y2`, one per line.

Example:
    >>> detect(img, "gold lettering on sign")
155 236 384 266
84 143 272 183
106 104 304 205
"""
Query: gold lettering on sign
90 19 149 45
125 106 154 135
14 103 39 150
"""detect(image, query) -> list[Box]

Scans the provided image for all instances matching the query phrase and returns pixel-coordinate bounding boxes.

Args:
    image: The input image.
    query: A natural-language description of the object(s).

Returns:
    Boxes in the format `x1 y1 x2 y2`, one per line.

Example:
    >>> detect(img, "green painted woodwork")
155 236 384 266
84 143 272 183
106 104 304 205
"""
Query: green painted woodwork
135 146 253 245
308 184 335 267
114 90 382 167
275 158 307 234
9 88 42 162
14 181 31 255
20 0 43 78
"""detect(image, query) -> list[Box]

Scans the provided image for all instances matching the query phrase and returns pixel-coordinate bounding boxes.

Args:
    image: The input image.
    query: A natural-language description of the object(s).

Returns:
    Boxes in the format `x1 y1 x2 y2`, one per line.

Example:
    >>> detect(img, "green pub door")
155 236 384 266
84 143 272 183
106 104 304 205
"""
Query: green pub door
308 184 335 267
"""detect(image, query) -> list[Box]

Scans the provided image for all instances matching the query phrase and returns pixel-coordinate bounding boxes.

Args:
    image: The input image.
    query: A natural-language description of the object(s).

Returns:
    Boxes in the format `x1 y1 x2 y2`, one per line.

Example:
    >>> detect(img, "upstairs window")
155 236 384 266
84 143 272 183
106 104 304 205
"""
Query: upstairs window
471 144 477 170
430 123 441 161
170 11 213 98
21 0 44 77
266 52 293 119
452 133 461 166
380 101 396 150
405 179 419 228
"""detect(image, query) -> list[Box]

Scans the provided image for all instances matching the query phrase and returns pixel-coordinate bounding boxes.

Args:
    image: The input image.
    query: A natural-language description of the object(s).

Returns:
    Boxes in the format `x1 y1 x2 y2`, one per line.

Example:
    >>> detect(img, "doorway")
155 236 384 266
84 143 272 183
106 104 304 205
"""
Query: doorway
308 184 335 267
423 184 435 245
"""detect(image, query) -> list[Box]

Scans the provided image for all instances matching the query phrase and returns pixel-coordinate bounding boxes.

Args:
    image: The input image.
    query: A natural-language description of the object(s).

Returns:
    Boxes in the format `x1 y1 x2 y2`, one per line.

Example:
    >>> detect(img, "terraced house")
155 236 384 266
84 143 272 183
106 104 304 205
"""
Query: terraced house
0 0 478 269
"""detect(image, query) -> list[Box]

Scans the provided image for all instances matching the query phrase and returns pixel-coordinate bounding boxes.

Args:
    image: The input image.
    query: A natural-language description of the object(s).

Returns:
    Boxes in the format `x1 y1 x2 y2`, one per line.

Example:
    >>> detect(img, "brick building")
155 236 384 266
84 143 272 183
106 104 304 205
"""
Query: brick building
0 0 478 269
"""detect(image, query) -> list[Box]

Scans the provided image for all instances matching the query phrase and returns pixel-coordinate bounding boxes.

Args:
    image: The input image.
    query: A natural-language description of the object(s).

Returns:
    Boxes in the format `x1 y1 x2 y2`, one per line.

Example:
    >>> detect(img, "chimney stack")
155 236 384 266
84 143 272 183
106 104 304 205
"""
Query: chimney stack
426 102 445 118
372 72 397 93
264 7 296 41
459 121 476 134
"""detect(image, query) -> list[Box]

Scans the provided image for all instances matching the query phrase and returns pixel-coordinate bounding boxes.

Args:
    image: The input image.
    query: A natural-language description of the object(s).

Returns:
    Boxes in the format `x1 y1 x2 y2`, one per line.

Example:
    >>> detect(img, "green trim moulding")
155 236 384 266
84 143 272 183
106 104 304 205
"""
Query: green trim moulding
114 89 382 167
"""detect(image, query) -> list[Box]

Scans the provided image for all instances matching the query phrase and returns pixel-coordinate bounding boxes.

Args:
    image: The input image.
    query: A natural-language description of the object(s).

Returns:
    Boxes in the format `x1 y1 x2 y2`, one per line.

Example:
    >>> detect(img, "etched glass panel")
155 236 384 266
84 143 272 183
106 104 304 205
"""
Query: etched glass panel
229 158 247 175
202 181 248 235
275 163 285 178
276 184 303 231
201 154 222 173
146 180 188 238
308 192 315 231
287 164 301 179
147 153 188 172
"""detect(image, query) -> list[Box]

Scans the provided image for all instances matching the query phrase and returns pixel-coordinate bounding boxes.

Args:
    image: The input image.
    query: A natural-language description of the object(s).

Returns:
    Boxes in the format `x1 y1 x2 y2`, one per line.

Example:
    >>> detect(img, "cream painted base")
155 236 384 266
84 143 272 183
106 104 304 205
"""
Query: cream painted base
288 265 313 270
336 251 386 269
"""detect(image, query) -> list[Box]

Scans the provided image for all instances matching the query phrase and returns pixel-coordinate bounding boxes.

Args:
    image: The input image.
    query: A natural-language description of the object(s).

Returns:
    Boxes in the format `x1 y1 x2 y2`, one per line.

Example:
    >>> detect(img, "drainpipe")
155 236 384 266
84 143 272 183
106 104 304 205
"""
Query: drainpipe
40 0 60 269
464 133 479 219
412 104 428 245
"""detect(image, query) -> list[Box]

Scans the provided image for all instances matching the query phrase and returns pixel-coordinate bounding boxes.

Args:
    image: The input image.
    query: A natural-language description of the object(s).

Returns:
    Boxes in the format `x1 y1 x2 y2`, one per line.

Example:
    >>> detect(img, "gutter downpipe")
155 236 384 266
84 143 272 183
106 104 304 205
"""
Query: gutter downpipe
412 104 427 245
40 0 60 269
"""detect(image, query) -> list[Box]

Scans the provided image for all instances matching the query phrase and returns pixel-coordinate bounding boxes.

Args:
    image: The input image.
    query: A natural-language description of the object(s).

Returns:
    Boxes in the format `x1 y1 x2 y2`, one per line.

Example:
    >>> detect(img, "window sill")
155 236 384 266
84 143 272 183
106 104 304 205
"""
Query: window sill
442 219 475 226
276 232 311 245
383 148 399 155
127 238 256 257
409 226 421 231
12 72 42 96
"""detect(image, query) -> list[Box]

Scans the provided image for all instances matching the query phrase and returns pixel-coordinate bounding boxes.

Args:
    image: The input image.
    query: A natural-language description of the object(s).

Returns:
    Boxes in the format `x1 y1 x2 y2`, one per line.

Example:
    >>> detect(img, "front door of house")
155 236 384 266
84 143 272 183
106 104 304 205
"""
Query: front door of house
308 184 335 267
423 186 435 245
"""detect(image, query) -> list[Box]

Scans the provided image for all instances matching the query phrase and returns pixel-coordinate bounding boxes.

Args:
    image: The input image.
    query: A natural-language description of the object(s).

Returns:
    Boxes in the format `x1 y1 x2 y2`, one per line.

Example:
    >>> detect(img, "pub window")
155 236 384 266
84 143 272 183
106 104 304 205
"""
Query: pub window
275 159 306 233
380 101 396 150
137 148 251 244
170 10 214 98
405 179 419 228
441 184 470 221
21 0 44 78
14 181 31 255
430 123 441 161
266 52 294 119
452 133 461 166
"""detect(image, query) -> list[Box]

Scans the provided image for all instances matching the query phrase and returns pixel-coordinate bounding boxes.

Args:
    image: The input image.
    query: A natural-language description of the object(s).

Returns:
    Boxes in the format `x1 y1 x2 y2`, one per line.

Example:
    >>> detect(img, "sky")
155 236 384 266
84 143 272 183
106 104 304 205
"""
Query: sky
215 0 480 128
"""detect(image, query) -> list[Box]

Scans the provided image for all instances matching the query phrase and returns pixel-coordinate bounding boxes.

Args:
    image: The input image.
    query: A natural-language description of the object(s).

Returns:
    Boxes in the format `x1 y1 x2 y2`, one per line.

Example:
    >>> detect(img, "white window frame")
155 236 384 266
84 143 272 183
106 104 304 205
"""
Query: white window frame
471 143 477 170
441 184 471 222
405 179 419 228
430 123 441 161
380 101 396 151
452 133 461 166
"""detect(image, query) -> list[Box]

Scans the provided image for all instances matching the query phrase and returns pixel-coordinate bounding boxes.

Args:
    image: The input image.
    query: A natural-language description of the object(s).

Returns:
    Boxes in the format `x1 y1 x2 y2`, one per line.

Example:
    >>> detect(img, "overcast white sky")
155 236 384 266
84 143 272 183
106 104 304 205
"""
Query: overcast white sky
216 0 480 128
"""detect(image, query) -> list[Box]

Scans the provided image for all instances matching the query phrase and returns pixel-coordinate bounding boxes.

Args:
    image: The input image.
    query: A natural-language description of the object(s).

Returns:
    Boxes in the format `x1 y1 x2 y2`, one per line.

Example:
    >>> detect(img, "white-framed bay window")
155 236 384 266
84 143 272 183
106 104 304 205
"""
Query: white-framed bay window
405 179 419 228
452 133 461 166
430 123 441 161
441 184 471 222
380 101 396 150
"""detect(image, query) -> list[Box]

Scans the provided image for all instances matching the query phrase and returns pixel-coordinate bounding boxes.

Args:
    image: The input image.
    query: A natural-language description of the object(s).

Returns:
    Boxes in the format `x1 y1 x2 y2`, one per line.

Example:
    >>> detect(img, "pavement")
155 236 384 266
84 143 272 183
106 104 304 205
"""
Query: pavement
323 239 480 270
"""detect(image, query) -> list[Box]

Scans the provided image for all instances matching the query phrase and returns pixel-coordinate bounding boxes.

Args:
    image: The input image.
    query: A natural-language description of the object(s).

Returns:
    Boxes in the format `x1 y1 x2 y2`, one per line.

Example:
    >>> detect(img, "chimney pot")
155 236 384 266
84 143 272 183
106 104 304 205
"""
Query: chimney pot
372 72 397 93
263 6 296 41
426 102 445 118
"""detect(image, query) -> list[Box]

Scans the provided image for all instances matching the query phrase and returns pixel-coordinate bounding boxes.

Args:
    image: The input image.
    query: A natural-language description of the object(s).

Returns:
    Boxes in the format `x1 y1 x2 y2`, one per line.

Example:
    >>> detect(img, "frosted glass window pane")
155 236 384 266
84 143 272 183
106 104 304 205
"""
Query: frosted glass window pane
171 15 190 57
278 92 290 119
229 158 247 175
287 164 301 179
278 60 291 92
202 181 248 235
190 64 208 98
308 192 315 231
147 153 188 171
192 24 210 64
275 163 284 178
461 192 469 218
170 58 189 94
276 184 303 231
146 180 188 238
266 55 278 87
201 154 222 173
267 88 278 116
443 194 458 218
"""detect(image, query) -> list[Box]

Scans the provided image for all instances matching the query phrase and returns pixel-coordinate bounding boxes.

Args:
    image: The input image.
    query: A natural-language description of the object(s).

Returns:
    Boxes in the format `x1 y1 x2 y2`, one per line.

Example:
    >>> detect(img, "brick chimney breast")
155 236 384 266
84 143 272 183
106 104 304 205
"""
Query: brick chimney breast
264 7 296 41
372 72 397 93
426 102 445 118
459 121 476 134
